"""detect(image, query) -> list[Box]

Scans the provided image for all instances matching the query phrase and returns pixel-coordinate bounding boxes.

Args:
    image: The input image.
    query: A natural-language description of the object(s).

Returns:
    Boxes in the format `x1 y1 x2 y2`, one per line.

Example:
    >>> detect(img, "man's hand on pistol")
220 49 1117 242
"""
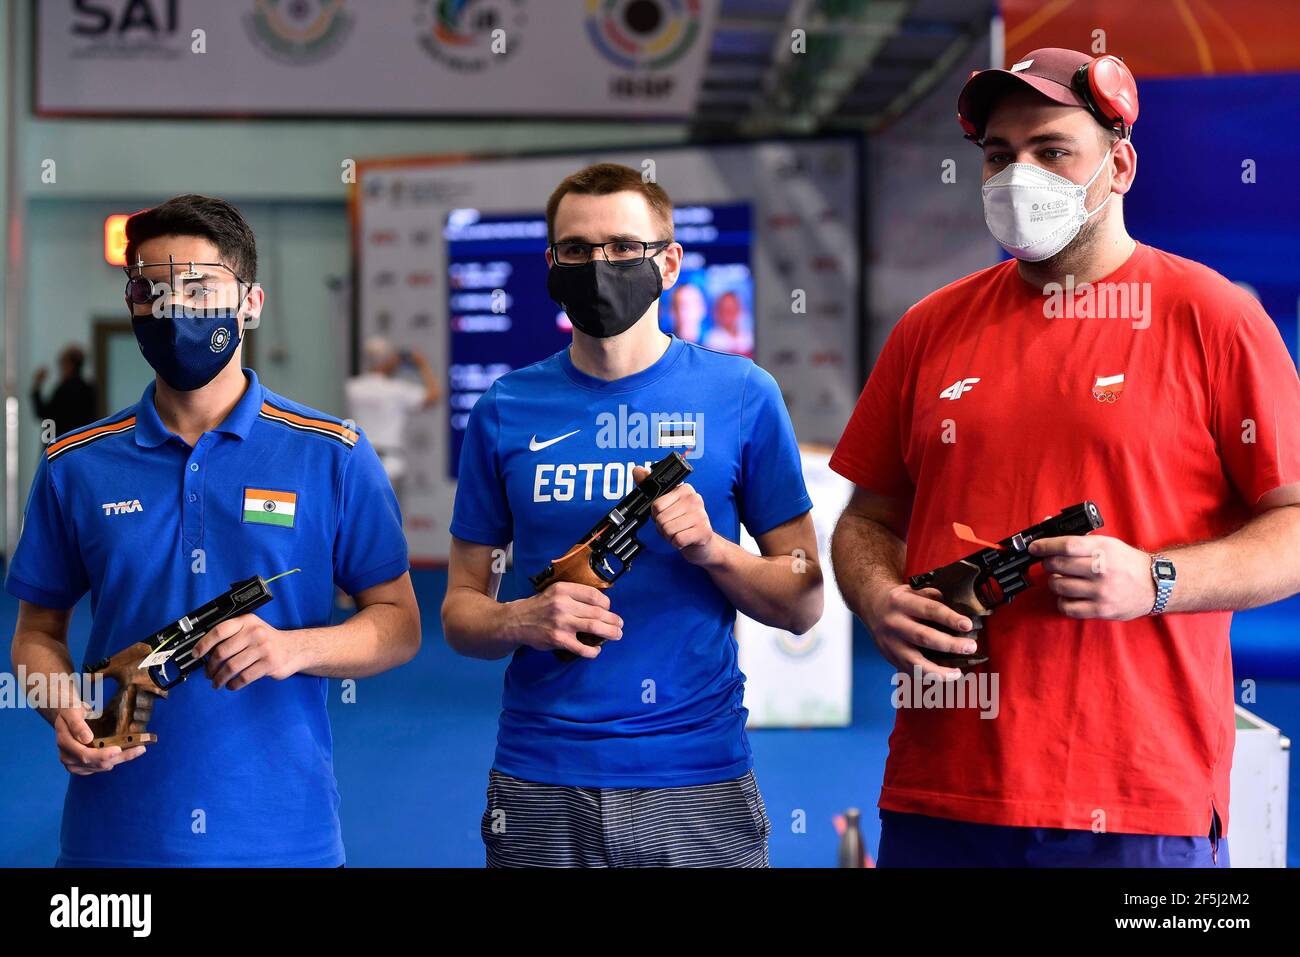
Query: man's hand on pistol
864 583 976 680
631 465 720 566
56 695 151 775
504 582 624 659
194 613 301 691
1030 534 1157 620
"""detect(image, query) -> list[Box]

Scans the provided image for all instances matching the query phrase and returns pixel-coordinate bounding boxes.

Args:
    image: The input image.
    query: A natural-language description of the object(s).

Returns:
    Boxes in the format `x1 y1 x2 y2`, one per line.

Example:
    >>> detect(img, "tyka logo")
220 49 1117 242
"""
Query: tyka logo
101 500 143 516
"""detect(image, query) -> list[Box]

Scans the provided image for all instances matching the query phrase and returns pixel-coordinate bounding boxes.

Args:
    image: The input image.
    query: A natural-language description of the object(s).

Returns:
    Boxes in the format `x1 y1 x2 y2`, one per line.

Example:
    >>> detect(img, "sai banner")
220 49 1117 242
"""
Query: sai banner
36 0 718 117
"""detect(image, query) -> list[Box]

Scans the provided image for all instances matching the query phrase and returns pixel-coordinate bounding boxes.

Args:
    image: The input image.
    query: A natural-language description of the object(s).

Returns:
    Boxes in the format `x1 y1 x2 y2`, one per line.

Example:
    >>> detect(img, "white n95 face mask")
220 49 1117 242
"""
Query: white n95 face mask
981 150 1114 262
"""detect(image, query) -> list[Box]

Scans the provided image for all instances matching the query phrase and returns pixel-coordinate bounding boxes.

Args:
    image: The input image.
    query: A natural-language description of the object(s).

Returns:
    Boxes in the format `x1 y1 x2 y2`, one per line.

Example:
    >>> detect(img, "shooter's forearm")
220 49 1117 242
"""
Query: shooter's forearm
11 626 78 727
830 510 908 629
293 599 421 678
441 585 525 660
696 534 824 634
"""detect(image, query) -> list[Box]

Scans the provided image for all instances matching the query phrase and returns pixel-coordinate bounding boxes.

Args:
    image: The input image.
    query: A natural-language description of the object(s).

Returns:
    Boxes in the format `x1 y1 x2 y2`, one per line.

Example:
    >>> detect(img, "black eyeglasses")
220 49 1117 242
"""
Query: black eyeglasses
550 239 671 267
124 258 250 307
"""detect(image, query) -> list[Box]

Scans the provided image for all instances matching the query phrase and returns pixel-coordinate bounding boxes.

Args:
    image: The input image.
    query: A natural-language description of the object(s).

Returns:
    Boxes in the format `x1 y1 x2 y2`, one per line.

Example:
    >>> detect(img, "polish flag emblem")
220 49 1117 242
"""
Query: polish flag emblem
1092 373 1125 403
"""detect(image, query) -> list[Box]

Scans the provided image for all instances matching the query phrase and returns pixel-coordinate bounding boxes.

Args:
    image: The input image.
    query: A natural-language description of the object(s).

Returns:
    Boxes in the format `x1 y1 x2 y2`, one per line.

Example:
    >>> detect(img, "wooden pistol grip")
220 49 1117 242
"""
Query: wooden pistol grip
540 543 615 661
544 542 616 593
85 641 167 750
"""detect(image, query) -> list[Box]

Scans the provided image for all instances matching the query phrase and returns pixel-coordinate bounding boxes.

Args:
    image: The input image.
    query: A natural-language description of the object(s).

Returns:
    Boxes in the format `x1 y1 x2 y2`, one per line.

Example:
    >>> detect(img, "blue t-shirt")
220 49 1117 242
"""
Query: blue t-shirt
4 369 409 866
450 336 812 788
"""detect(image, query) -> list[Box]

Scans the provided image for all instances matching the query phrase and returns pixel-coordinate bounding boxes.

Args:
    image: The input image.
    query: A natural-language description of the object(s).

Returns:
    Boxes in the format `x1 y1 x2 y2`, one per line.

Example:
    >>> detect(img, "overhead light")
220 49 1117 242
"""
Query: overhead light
103 214 129 266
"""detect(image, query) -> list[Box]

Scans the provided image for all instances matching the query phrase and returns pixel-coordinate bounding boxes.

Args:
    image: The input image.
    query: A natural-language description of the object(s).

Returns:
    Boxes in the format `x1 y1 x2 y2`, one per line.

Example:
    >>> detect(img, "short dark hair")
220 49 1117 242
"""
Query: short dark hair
60 344 85 371
545 163 674 244
124 194 257 283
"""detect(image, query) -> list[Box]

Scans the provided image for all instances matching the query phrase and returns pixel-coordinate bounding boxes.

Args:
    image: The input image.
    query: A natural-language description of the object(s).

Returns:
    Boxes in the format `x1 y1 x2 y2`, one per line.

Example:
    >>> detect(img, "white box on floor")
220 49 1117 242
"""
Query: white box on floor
1229 705 1290 867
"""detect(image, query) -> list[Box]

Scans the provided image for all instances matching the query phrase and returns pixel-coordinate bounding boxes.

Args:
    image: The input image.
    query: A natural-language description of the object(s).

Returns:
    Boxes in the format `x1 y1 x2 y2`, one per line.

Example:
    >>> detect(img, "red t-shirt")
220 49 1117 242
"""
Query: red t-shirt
829 242 1300 836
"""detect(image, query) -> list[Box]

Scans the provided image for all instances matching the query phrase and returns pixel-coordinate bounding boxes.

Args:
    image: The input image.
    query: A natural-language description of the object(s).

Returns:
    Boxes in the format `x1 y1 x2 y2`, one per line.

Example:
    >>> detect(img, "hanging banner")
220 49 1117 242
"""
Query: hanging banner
35 0 718 117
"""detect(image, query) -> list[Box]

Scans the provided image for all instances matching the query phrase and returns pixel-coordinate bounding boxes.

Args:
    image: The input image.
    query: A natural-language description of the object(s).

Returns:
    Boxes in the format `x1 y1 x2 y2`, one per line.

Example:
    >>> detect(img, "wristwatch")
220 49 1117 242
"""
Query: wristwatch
1150 555 1177 615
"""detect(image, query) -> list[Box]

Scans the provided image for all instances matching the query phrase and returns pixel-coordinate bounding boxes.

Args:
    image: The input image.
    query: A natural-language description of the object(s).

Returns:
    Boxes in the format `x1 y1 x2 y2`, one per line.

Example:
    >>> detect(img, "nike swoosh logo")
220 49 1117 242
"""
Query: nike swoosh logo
529 429 581 452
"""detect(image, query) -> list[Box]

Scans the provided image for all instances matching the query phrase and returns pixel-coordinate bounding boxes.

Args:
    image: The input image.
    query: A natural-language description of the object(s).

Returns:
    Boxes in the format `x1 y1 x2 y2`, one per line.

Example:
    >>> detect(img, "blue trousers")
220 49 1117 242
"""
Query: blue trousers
877 809 1230 867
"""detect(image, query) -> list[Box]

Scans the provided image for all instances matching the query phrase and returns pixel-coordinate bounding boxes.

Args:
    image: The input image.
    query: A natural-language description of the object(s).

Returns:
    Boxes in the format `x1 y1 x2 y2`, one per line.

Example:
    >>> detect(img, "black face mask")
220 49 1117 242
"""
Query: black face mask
546 257 662 339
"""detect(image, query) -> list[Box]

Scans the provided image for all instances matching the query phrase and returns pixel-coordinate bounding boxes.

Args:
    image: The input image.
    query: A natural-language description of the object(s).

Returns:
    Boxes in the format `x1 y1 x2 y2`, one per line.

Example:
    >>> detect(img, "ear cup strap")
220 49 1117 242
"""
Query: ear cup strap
957 69 982 141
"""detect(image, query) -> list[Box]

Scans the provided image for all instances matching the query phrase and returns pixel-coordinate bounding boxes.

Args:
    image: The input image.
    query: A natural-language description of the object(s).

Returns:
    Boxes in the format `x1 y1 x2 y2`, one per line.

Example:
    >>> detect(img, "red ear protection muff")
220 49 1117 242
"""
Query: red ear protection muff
958 55 1139 143
1072 54 1139 138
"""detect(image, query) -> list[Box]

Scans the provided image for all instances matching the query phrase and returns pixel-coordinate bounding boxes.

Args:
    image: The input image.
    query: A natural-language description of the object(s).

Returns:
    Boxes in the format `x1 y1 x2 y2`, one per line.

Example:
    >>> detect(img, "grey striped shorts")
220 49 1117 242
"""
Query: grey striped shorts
481 768 772 868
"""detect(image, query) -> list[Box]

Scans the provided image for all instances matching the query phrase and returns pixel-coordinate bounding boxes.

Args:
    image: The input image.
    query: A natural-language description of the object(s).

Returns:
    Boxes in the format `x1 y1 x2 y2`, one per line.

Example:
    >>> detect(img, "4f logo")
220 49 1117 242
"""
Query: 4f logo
101 500 143 516
939 378 980 401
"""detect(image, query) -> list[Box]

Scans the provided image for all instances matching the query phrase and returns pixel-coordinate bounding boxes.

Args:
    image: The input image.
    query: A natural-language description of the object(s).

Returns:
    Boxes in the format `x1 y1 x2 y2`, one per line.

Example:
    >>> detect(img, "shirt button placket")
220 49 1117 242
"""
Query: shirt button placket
183 443 206 552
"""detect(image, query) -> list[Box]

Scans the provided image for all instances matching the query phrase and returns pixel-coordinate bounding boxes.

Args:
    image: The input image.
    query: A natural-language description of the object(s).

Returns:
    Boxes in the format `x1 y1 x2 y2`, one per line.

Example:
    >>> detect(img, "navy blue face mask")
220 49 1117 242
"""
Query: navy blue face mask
131 306 241 392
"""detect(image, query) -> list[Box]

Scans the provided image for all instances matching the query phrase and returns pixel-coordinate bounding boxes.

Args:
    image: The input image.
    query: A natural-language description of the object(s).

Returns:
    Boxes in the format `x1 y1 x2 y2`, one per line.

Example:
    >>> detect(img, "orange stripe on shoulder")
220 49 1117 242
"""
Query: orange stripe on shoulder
46 416 137 457
260 402 359 442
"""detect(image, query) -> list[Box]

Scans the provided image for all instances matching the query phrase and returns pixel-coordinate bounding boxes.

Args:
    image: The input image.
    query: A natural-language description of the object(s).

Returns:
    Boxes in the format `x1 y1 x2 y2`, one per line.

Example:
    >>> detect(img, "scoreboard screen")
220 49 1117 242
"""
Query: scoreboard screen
446 202 754 478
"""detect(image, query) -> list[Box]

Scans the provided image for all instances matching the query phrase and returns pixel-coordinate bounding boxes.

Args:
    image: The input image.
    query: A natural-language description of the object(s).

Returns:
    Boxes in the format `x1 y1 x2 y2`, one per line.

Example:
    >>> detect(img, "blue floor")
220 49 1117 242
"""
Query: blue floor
1 568 1296 866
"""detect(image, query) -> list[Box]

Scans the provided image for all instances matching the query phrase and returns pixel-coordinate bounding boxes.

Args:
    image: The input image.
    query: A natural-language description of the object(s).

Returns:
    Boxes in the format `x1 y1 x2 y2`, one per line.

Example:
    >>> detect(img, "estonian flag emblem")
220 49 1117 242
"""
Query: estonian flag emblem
657 420 697 450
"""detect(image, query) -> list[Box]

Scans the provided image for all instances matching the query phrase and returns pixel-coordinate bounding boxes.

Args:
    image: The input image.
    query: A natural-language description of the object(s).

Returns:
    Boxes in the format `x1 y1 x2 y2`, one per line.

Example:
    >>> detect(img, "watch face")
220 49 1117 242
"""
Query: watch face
1155 560 1176 581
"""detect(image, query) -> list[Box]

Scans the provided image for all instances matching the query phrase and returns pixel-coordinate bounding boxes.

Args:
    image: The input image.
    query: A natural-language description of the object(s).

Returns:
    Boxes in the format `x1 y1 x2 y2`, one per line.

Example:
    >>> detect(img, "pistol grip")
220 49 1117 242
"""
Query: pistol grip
534 550 614 663
554 631 606 662
84 641 165 749
920 602 990 669
86 685 160 750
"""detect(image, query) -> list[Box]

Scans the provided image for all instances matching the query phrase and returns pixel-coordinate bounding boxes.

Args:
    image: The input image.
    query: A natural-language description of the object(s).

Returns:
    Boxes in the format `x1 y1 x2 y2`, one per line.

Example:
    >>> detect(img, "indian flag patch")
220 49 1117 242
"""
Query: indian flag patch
243 488 297 527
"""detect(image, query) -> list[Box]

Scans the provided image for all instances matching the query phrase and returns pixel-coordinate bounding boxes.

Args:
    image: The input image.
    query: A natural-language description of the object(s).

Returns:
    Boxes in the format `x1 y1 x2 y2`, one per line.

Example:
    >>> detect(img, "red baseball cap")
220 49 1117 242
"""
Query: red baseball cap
958 47 1097 141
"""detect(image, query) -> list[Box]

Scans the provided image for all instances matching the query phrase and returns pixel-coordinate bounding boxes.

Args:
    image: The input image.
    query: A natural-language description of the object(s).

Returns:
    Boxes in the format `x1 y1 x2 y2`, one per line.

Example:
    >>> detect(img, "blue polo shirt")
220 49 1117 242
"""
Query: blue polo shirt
4 368 409 867
450 336 811 788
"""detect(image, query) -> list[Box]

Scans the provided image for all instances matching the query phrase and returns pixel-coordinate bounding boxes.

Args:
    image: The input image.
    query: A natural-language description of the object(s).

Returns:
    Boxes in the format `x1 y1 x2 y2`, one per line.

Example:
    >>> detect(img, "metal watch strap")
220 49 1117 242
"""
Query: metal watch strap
1150 554 1174 615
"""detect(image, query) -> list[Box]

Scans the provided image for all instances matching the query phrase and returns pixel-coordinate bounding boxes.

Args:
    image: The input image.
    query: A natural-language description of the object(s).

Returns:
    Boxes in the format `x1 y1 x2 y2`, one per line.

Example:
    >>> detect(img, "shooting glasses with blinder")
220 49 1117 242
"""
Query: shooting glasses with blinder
124 254 254 318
